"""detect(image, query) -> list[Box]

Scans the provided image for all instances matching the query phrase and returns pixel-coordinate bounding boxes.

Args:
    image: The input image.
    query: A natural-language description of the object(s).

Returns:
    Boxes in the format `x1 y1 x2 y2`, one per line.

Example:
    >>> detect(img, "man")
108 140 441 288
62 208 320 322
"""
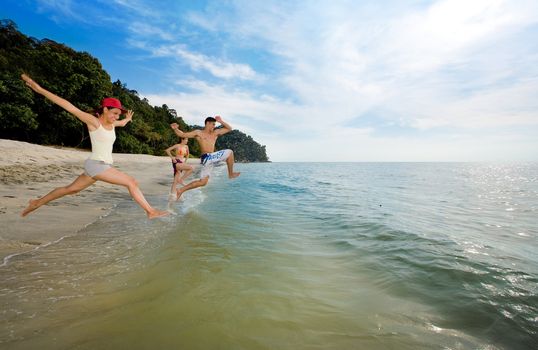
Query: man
170 116 240 200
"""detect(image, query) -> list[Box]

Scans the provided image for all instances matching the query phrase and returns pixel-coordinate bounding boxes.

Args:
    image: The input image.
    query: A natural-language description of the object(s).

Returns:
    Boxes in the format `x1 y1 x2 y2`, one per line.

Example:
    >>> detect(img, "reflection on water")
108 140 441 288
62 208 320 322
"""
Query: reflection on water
1 163 537 349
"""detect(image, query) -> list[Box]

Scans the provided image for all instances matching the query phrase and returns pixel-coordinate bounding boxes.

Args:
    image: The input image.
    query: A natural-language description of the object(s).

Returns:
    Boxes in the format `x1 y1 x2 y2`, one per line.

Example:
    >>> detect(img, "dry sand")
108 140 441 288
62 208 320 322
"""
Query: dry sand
0 139 197 263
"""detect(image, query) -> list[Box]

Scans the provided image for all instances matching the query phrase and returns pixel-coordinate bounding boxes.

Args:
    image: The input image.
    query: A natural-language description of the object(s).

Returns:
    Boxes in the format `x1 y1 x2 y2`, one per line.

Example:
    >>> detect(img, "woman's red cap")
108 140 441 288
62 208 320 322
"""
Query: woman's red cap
101 97 127 113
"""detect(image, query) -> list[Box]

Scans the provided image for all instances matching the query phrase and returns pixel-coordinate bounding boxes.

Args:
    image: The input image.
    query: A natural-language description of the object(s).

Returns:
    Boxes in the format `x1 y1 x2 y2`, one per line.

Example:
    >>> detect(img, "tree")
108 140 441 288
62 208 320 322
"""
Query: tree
216 129 269 162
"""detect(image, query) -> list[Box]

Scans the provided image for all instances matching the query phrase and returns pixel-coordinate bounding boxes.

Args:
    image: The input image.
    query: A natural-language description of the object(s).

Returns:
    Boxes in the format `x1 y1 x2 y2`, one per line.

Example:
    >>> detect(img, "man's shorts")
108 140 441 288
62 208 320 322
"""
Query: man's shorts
199 149 232 178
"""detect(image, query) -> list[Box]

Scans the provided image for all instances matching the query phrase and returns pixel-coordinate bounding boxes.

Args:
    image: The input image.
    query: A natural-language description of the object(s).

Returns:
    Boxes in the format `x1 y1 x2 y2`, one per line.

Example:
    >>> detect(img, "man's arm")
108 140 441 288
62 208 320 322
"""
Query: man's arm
214 116 232 135
170 123 200 138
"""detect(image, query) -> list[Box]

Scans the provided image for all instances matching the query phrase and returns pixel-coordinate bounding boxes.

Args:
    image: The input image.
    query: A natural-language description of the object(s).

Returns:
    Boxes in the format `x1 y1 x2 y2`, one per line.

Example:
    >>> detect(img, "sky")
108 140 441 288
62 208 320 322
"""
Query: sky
2 0 538 161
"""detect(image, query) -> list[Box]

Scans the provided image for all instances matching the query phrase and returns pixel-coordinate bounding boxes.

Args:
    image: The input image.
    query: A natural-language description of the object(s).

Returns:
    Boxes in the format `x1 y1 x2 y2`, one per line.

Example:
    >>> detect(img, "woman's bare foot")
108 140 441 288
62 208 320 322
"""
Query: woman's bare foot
21 199 40 217
148 209 169 219
229 172 241 179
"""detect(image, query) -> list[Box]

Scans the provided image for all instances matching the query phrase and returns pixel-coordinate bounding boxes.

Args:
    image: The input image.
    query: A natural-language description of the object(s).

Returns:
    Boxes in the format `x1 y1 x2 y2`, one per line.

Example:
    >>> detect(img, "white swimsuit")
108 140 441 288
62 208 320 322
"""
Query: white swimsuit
84 123 116 177
89 123 115 164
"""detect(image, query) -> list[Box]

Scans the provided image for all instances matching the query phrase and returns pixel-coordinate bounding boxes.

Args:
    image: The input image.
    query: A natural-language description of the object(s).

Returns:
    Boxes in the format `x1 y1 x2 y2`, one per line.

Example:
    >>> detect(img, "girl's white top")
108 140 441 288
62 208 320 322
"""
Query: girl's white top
89 123 116 164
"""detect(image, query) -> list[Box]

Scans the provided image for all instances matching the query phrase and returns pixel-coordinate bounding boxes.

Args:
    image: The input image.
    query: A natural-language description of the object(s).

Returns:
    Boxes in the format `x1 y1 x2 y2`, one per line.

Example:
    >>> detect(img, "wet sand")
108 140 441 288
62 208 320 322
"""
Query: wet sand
0 139 197 263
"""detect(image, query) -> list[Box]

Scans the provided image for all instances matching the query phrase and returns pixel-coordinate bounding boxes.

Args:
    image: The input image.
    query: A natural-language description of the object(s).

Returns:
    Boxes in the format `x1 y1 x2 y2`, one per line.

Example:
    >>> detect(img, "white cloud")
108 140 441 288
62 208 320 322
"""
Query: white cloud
172 47 258 80
36 0 538 160
264 125 538 162
109 0 162 18
127 22 175 41
407 78 538 130
262 0 538 131
134 43 259 80
380 0 518 73
143 79 298 129
36 0 161 26
142 75 538 162
36 0 90 23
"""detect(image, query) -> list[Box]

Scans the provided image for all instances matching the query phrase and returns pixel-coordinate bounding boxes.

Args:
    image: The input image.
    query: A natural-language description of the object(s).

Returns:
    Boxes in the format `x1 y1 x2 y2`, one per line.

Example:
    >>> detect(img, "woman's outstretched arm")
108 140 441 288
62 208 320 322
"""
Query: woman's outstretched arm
21 74 99 129
114 110 133 127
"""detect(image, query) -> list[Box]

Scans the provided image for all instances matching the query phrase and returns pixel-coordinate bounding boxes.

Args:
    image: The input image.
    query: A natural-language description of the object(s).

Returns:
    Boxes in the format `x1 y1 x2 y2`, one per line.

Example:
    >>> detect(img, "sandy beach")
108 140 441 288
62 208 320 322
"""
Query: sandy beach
0 138 196 264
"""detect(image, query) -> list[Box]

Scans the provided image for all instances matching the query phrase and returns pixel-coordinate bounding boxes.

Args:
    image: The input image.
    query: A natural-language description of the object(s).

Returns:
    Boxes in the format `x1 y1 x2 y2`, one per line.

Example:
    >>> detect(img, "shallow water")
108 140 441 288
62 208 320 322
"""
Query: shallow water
1 163 537 349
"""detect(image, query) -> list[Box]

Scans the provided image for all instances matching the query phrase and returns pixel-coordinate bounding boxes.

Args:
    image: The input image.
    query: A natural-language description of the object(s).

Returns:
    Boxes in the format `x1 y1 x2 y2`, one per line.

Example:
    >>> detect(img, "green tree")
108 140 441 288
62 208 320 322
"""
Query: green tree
216 129 269 162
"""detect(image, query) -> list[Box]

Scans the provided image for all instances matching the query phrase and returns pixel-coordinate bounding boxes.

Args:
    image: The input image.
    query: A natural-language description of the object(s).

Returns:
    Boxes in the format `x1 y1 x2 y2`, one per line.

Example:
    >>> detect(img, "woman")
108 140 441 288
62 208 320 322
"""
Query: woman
165 137 194 199
20 74 169 219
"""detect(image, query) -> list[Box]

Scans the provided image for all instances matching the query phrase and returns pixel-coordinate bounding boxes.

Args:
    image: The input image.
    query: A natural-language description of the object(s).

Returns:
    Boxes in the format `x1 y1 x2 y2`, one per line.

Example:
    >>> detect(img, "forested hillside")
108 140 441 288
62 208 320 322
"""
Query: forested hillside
216 129 268 162
0 20 269 162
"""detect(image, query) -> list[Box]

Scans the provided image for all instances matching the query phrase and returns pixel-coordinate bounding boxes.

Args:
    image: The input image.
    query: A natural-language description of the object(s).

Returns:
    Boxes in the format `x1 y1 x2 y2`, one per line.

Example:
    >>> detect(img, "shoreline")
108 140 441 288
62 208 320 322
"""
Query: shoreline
0 139 197 264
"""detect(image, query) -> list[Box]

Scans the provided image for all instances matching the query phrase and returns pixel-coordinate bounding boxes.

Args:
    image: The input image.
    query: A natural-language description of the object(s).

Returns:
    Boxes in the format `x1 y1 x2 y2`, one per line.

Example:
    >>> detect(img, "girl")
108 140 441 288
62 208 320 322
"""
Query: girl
20 74 169 219
165 137 194 199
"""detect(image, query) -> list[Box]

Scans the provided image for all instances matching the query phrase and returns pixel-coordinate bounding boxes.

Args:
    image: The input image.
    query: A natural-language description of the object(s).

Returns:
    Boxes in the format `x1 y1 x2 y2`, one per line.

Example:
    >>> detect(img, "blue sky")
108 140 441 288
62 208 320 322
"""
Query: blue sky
2 0 538 161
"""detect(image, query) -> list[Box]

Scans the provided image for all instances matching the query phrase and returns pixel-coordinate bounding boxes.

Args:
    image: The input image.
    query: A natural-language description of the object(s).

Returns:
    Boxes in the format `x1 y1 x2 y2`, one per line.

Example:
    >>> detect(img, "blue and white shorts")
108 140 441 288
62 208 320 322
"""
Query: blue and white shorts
200 149 232 178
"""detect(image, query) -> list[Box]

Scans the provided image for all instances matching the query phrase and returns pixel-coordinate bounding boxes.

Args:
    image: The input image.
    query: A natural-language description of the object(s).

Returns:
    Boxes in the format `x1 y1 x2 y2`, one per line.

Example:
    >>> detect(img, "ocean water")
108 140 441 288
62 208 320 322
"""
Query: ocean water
1 162 537 350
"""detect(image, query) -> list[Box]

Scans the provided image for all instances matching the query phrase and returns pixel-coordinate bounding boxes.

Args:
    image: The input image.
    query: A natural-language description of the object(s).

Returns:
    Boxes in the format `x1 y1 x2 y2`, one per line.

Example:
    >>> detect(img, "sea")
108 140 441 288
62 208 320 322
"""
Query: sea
1 162 537 350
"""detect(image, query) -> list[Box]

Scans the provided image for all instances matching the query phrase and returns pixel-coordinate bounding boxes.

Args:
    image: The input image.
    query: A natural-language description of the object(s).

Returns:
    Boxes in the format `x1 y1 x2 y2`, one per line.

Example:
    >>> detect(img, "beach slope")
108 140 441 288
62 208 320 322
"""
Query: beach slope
0 139 179 262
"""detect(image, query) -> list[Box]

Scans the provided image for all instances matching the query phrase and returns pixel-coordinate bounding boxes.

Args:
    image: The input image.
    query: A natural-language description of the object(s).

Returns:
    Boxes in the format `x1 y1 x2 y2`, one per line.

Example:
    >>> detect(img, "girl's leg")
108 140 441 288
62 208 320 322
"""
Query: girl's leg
168 171 182 200
177 171 186 186
176 164 194 183
94 168 168 219
170 171 181 193
21 173 95 217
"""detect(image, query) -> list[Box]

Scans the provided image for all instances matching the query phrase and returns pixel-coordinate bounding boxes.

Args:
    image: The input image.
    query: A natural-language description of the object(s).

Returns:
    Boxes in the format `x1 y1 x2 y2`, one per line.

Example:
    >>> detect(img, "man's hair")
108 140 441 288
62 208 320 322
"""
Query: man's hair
204 117 217 124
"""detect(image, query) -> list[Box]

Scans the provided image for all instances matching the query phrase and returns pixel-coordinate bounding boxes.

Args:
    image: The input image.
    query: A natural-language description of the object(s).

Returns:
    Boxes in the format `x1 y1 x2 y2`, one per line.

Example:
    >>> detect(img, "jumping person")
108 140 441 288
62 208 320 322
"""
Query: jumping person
165 137 193 199
20 74 169 219
170 116 240 200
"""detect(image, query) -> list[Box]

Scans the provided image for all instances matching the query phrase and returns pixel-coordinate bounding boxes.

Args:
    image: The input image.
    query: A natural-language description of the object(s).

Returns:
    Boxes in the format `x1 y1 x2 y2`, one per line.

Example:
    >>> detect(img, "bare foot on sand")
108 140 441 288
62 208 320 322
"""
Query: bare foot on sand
148 210 169 219
21 199 40 217
229 172 241 179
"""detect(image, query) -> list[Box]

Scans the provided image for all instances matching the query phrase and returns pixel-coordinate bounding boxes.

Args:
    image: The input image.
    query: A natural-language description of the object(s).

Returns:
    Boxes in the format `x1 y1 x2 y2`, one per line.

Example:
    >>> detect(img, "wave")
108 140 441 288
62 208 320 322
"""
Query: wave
258 182 310 195
324 220 538 348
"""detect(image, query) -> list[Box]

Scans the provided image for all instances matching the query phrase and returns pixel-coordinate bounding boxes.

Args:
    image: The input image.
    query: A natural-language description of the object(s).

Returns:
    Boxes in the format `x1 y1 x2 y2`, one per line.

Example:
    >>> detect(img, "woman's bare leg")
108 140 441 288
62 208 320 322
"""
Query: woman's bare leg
170 171 182 193
94 168 168 219
176 164 193 184
21 173 95 217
